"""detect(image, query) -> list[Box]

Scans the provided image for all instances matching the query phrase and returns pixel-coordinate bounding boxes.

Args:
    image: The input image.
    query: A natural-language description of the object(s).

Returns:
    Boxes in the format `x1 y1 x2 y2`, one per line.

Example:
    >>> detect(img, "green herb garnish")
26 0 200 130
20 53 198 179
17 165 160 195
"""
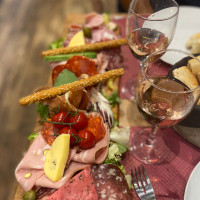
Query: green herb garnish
54 69 78 87
36 102 50 120
49 38 65 49
28 133 39 141
102 90 121 107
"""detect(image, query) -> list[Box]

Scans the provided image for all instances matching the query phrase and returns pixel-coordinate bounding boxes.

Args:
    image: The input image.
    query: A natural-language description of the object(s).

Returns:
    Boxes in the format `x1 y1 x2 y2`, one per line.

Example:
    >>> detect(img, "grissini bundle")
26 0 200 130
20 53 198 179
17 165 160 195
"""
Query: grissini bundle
19 68 124 105
41 38 127 56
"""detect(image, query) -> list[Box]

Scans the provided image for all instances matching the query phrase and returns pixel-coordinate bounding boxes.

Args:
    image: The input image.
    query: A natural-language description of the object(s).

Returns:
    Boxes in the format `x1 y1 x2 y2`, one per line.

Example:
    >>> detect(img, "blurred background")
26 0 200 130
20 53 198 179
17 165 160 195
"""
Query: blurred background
0 0 199 199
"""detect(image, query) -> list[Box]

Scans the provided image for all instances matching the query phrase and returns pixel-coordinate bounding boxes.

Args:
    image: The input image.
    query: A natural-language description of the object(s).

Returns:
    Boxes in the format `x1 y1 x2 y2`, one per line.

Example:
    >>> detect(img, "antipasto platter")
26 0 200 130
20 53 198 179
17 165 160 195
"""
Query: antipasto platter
14 13 136 200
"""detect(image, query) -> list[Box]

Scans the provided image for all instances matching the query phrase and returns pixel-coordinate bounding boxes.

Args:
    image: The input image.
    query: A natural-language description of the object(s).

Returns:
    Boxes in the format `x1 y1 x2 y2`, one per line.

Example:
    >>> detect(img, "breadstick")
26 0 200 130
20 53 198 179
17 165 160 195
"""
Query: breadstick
41 38 127 56
19 68 124 105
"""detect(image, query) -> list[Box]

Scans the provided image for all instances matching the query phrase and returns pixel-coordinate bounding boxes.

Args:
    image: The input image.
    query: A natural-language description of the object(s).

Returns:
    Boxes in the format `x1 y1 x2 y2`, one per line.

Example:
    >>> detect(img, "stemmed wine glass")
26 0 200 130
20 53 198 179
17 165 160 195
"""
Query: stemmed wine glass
125 0 179 98
130 49 200 164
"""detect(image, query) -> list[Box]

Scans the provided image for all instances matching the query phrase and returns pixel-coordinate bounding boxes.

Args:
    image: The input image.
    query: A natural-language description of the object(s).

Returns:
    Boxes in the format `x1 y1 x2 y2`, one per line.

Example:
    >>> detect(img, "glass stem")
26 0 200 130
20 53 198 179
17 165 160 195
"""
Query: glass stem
146 125 159 147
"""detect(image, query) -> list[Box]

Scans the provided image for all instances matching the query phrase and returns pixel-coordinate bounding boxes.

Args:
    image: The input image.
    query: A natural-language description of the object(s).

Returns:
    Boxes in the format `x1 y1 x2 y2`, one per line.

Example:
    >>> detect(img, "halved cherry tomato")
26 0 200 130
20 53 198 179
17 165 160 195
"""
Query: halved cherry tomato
51 111 70 130
60 126 78 146
52 65 65 84
69 112 88 130
65 55 97 77
78 129 96 149
41 122 57 145
87 115 106 142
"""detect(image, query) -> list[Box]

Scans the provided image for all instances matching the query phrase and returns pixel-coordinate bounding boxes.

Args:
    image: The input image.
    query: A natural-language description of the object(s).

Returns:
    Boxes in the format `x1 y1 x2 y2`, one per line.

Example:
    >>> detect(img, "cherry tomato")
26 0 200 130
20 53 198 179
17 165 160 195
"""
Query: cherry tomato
41 122 57 145
60 126 78 146
78 129 96 149
65 55 97 77
52 65 65 85
87 115 106 142
69 112 88 130
51 111 70 130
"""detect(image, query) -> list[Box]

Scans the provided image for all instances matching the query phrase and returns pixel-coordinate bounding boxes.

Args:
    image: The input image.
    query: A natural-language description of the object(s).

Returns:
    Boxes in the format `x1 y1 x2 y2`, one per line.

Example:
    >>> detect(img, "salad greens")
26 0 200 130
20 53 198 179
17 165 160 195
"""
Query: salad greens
102 89 121 107
103 142 133 189
49 38 65 49
36 102 50 120
110 126 130 148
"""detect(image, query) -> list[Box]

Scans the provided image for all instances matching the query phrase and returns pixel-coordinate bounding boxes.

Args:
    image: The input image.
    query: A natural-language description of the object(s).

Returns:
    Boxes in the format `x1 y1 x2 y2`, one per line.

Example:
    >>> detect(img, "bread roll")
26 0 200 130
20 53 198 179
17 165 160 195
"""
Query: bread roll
186 33 200 54
187 56 200 76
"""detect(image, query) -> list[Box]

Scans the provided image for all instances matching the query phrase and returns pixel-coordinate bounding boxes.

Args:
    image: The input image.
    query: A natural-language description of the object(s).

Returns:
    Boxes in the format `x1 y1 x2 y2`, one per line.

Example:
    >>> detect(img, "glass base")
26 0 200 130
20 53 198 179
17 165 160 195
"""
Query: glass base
130 129 170 164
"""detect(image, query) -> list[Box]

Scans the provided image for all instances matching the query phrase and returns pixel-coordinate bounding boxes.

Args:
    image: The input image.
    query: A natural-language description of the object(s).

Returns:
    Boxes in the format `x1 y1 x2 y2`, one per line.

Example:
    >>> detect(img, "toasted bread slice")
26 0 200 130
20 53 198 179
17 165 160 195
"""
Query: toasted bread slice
186 33 200 54
187 56 200 76
172 66 199 90
172 66 200 105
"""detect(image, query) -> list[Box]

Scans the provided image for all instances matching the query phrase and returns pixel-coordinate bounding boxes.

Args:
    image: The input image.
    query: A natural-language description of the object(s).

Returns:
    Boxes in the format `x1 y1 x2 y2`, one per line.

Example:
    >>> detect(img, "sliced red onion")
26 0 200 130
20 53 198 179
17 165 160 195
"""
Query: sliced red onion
90 88 114 129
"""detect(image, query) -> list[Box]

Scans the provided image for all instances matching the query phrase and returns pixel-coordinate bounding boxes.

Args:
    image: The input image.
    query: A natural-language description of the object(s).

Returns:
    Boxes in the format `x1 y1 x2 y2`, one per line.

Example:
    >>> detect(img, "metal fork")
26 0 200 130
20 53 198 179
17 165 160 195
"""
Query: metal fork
131 165 156 200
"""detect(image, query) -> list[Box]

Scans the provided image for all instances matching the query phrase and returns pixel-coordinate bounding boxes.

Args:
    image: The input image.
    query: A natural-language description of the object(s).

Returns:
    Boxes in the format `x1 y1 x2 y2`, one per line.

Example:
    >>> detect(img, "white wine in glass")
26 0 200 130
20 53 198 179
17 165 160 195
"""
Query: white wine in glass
126 0 179 60
131 49 200 164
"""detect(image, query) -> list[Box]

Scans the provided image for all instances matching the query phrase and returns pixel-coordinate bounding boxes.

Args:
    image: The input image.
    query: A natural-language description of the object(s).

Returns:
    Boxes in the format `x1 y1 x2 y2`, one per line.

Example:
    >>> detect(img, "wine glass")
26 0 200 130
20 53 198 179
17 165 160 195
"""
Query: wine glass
124 0 179 99
130 49 200 164
126 0 179 60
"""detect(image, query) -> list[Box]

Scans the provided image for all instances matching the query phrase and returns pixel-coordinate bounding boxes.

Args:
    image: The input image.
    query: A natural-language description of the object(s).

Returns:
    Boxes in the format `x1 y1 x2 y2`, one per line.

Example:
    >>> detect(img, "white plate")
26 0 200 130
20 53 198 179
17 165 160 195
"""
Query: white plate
162 6 200 64
184 161 200 200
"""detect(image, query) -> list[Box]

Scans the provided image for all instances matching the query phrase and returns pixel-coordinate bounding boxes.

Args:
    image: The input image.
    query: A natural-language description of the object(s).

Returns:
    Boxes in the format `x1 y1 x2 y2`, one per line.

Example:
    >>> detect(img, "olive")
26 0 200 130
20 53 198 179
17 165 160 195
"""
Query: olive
83 26 92 39
23 190 37 200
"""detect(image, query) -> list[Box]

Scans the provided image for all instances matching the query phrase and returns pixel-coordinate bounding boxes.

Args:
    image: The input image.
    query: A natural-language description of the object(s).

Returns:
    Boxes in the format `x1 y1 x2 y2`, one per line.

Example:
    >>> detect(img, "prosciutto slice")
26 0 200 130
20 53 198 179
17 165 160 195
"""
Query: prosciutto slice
15 119 109 191
85 13 104 29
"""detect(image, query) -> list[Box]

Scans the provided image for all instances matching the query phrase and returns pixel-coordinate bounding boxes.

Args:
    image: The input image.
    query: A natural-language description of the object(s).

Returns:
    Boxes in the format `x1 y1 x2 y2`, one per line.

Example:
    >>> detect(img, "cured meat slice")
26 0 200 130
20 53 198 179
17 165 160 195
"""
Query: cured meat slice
15 114 109 191
85 13 104 28
46 167 98 200
91 164 134 200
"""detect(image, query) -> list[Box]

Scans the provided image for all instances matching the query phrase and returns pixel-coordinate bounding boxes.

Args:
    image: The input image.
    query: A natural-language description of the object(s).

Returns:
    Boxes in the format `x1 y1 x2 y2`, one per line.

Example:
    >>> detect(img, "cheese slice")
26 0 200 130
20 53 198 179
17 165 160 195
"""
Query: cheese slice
44 134 70 182
68 30 85 47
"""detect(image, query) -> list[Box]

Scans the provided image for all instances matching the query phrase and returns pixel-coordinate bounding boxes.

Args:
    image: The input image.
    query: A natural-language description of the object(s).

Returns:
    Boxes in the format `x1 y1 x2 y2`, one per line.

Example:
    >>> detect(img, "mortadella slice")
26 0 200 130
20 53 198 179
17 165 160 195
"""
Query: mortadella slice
15 113 110 191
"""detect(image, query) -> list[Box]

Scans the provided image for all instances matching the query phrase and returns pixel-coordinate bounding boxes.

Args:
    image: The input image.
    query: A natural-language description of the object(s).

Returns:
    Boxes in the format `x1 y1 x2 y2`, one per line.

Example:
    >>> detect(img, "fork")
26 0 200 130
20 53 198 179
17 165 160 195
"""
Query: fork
131 165 156 200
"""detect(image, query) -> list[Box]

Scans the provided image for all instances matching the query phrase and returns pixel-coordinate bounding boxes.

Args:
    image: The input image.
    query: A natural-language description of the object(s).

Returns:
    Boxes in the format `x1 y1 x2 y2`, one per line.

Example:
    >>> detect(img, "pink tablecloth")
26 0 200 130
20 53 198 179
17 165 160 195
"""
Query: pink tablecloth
114 16 200 200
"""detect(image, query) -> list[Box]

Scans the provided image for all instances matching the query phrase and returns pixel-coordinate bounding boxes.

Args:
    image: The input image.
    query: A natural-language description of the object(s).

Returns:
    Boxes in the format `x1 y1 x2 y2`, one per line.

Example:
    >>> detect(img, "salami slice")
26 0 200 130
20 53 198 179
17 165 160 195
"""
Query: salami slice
46 167 98 200
91 164 134 200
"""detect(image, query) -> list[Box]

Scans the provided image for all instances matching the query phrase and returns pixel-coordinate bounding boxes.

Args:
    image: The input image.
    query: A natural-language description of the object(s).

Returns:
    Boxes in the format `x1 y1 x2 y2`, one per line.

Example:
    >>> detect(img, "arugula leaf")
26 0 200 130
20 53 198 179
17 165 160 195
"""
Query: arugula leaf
103 158 119 166
36 102 50 120
28 133 39 141
54 69 78 87
49 38 65 50
115 143 127 154
113 118 119 127
107 90 121 107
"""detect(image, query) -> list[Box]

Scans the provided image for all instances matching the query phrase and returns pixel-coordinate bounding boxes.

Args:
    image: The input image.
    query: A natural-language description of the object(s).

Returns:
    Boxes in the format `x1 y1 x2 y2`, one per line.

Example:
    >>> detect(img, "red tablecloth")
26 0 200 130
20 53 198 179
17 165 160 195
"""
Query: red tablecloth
114 16 200 200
